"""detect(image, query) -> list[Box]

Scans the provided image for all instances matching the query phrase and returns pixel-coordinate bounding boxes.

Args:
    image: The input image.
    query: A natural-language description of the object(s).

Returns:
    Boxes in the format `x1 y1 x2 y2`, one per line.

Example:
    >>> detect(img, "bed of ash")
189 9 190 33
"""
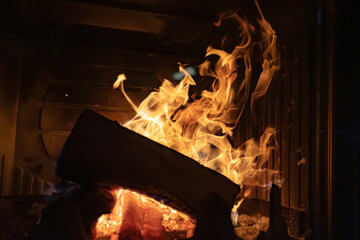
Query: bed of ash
96 213 269 240
234 214 269 240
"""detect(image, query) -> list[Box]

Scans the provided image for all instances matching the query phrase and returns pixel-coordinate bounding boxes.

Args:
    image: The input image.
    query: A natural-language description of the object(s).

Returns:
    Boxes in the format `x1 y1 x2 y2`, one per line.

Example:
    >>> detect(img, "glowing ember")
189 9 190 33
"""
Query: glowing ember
97 0 281 238
96 189 195 239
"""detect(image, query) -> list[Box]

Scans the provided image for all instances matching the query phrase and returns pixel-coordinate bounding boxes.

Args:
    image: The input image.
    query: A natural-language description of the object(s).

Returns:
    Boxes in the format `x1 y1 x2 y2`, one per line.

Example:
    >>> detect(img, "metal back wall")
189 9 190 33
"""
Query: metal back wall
234 21 312 237
234 1 312 207
235 1 334 238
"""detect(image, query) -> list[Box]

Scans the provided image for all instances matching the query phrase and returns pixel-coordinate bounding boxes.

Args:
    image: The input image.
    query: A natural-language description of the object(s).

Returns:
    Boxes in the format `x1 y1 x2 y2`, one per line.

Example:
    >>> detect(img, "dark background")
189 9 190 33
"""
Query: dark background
333 0 359 239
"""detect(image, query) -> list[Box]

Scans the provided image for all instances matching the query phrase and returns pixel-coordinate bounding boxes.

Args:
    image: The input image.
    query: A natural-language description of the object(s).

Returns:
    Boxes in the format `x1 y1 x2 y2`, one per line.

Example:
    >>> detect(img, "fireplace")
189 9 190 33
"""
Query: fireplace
0 0 358 239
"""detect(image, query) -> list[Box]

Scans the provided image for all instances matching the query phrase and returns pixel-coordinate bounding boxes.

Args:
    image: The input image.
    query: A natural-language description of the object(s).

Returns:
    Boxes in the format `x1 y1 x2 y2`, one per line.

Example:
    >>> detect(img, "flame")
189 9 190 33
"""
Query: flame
113 73 126 90
121 15 280 188
96 1 281 238
250 0 281 116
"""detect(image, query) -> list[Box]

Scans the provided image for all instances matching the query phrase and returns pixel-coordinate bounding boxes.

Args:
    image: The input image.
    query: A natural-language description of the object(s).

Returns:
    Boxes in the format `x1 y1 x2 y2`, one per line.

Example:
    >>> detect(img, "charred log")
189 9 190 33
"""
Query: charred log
256 185 297 240
28 187 115 240
267 185 289 239
56 109 240 217
191 192 242 240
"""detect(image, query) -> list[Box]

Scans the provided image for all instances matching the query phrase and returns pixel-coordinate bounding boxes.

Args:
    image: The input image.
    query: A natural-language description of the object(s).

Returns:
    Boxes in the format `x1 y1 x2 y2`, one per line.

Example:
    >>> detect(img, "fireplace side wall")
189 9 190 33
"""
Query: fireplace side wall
0 34 22 196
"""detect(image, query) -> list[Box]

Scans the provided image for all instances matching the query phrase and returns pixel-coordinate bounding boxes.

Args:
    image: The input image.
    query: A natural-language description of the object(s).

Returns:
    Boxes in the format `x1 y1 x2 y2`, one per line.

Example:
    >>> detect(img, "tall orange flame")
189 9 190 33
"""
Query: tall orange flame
97 1 281 238
120 15 280 188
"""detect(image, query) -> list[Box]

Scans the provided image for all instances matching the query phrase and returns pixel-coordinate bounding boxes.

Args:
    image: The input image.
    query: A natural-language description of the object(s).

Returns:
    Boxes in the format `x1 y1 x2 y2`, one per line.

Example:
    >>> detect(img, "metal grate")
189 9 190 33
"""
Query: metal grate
13 166 51 196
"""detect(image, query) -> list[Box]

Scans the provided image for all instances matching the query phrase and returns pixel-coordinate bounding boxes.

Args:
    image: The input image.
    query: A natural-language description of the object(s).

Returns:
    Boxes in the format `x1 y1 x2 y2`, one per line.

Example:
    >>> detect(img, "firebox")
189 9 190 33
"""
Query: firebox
0 0 358 239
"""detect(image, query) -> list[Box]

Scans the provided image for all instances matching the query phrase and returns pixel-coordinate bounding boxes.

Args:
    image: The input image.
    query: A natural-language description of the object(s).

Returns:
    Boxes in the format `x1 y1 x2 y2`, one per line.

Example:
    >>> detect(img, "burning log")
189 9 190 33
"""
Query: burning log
190 192 241 240
256 185 297 240
56 109 240 216
29 187 115 240
118 192 165 240
267 185 289 239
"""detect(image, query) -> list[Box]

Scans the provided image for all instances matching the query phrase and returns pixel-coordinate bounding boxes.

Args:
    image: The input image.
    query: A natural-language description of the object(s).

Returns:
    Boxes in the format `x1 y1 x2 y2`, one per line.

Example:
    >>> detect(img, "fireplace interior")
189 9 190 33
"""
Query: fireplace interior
0 0 358 239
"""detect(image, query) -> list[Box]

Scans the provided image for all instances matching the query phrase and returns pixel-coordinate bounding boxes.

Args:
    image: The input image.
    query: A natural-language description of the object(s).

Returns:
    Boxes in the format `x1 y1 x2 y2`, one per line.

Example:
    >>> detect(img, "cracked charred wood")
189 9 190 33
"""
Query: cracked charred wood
190 192 242 240
267 185 293 240
29 197 88 240
256 184 295 240
29 187 115 240
56 109 240 216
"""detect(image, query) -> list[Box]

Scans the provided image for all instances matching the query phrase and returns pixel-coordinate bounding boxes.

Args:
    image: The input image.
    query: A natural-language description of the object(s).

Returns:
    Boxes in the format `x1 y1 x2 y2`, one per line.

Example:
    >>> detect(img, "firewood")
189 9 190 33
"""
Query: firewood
56 109 240 216
266 184 294 240
28 187 115 240
190 192 242 240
